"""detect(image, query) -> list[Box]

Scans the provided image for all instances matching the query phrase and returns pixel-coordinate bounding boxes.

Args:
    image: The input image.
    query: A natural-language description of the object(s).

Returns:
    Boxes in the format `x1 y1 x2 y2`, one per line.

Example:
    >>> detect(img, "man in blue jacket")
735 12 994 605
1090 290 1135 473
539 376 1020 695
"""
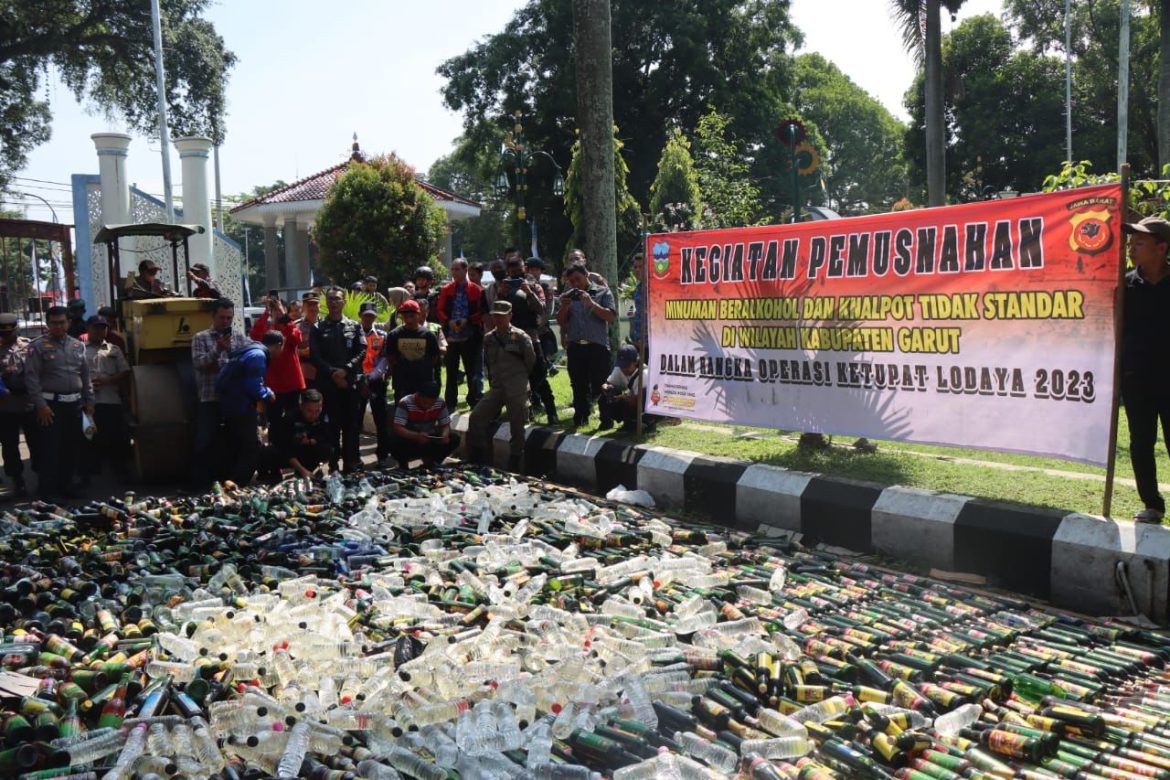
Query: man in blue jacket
217 331 281 485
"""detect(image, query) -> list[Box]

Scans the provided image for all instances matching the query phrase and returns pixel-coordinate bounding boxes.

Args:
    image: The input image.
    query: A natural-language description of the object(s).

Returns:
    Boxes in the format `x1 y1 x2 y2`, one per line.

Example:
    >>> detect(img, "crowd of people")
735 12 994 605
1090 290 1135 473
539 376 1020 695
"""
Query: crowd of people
0 247 654 499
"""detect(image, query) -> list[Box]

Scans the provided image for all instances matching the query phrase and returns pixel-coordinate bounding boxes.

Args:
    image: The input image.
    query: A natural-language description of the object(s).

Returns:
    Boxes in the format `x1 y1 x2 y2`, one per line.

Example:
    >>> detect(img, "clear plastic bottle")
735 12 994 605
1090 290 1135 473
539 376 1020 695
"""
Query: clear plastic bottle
276 720 311 778
931 702 982 736
737 736 813 760
102 722 147 780
674 730 740 774
527 763 603 780
493 700 524 752
189 715 226 772
768 565 787 593
753 708 809 738
672 610 719 634
381 746 447 780
144 659 196 683
66 727 127 765
171 722 197 759
619 674 658 730
357 759 404 779
524 713 555 769
791 694 854 725
154 631 201 661
146 721 171 756
420 724 460 769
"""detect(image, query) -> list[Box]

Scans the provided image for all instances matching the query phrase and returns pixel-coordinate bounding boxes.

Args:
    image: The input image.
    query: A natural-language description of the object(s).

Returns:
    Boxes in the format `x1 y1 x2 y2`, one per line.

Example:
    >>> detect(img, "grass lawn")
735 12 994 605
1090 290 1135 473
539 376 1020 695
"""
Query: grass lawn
447 362 1159 521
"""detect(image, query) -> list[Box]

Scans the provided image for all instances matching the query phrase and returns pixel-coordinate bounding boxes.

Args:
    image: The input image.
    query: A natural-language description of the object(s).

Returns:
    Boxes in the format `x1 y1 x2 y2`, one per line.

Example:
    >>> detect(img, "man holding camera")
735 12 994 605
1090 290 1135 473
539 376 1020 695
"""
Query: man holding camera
190 298 250 490
309 287 367 473
557 262 616 427
498 255 557 425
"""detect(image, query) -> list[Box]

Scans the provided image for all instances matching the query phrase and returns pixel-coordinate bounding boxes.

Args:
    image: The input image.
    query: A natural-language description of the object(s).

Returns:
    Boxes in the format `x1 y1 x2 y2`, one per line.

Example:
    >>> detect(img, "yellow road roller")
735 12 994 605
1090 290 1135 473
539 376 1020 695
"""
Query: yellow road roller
94 223 216 482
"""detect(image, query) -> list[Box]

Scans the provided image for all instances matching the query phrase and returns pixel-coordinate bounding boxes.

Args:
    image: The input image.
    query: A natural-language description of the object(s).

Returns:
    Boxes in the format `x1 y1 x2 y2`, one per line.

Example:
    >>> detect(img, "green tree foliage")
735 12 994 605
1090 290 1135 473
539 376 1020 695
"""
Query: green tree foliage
903 14 1068 201
792 54 908 215
563 129 642 260
0 0 236 192
313 155 448 290
1043 160 1170 224
647 128 702 232
692 108 762 228
426 136 509 265
437 0 801 255
1004 0 1162 178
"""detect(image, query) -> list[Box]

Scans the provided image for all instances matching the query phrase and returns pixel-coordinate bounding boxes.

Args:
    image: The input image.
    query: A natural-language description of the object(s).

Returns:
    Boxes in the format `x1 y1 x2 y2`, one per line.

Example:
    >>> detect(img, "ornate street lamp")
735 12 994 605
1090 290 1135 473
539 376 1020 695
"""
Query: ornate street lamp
495 111 565 254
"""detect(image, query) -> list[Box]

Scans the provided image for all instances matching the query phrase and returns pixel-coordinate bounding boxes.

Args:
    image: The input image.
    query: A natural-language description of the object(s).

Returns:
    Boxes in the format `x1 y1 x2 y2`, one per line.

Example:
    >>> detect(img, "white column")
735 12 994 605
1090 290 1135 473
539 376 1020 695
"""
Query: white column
173 136 214 281
91 133 132 225
263 216 280 289
283 217 299 289
294 224 312 288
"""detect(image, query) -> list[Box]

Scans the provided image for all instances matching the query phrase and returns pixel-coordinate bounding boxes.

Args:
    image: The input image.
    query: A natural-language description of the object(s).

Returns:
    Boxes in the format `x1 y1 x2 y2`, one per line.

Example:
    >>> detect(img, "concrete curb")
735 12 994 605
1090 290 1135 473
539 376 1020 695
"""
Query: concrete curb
451 414 1170 622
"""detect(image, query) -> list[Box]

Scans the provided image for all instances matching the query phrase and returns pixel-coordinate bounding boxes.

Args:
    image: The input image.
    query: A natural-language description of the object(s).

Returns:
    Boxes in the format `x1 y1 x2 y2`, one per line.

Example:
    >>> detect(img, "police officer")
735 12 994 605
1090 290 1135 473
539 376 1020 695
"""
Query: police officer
309 287 366 472
0 313 36 495
468 300 535 472
25 305 94 501
357 301 391 467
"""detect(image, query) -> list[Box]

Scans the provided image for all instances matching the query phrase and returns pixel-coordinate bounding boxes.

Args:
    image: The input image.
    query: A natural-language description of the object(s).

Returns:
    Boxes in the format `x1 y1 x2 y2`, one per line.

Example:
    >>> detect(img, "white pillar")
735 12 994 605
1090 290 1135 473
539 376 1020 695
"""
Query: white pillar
263 217 280 289
283 217 299 289
91 133 132 225
294 224 311 288
174 136 214 282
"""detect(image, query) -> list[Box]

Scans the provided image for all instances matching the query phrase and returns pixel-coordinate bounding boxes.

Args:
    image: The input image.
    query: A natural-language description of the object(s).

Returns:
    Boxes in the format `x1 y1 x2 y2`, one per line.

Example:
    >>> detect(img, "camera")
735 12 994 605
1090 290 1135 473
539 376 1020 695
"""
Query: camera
506 277 523 287
569 289 583 301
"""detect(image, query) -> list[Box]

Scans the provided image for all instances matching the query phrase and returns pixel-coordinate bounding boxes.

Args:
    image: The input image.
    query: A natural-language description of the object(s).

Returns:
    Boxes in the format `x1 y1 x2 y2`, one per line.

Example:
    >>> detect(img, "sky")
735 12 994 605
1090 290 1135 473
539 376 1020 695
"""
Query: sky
7 0 1004 225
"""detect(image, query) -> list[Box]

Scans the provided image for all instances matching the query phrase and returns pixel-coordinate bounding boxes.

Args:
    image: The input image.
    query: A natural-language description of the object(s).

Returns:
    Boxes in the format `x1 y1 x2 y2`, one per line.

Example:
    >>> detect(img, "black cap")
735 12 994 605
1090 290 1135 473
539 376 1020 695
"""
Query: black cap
0 314 17 328
363 275 377 283
525 257 546 269
86 315 109 327
359 302 378 315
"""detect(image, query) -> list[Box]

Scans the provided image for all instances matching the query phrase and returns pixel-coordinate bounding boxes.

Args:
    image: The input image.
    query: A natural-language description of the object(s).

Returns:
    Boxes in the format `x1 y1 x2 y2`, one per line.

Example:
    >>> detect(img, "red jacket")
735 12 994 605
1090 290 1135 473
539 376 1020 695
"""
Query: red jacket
249 311 306 394
436 280 484 329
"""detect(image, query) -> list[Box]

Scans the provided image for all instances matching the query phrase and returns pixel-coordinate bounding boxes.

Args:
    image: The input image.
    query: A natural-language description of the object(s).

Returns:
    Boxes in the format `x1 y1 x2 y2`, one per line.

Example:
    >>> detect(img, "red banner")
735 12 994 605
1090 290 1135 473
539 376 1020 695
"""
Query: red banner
645 184 1123 465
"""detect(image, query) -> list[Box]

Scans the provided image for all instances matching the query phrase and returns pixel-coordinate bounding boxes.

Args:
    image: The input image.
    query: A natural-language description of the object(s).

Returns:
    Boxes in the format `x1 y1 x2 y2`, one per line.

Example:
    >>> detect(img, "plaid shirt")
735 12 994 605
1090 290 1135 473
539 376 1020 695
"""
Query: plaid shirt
191 327 250 402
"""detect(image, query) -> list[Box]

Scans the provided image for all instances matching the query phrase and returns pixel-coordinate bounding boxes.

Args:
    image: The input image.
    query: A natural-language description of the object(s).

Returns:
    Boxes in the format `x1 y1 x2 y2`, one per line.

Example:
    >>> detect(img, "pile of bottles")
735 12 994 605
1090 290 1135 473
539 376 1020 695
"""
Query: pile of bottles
0 467 1167 779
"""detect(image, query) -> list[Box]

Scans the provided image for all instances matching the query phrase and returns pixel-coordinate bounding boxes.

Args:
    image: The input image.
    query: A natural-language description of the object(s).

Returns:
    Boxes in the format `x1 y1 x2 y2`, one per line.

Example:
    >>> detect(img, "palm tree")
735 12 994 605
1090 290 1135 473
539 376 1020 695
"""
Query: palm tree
891 0 967 206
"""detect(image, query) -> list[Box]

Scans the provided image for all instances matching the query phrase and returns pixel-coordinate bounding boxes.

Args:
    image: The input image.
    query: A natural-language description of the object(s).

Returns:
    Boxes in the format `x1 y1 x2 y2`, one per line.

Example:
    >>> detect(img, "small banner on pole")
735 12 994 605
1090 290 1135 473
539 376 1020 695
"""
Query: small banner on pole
644 184 1123 466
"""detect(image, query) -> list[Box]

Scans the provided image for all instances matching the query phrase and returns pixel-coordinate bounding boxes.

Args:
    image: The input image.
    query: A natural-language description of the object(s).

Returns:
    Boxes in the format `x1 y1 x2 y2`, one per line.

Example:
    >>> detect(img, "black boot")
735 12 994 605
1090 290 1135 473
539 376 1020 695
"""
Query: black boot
540 389 558 426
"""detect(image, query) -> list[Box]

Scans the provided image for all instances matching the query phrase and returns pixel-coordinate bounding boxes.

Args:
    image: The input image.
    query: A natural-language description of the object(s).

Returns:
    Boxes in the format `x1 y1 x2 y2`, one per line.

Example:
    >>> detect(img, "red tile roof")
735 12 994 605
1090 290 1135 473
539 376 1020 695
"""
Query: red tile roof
230 159 480 214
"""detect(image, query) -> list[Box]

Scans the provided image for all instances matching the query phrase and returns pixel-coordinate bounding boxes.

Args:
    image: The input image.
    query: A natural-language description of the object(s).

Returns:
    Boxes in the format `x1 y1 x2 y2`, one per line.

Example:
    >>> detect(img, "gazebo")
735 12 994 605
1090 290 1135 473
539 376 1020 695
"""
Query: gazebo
230 137 480 289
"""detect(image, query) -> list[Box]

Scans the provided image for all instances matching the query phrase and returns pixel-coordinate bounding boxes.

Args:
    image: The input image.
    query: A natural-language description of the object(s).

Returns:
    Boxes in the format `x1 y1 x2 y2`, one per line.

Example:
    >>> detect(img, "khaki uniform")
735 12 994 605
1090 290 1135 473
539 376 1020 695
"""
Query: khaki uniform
469 325 535 461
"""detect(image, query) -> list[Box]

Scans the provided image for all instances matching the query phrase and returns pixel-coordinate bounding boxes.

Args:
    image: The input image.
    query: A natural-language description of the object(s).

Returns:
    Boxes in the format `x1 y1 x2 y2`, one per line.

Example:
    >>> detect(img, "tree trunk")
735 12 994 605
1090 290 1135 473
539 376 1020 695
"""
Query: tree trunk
573 0 619 352
1159 0 1170 173
924 0 946 206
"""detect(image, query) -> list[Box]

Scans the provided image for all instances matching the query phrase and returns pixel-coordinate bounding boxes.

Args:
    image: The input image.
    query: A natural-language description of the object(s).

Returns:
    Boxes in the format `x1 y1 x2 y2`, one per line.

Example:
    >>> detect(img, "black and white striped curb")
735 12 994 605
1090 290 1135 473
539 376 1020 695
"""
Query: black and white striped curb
449 414 1170 622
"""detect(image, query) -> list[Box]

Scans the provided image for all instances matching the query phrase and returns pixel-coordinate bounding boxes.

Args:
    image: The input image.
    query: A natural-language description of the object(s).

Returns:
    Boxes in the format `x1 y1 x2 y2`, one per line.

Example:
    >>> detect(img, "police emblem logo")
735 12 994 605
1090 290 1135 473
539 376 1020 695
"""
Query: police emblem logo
1068 209 1113 255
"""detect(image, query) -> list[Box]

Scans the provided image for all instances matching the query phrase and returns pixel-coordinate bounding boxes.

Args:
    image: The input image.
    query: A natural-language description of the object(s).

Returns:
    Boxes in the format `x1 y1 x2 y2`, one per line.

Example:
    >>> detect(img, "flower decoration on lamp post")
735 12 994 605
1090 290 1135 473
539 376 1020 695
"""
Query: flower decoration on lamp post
495 111 565 254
